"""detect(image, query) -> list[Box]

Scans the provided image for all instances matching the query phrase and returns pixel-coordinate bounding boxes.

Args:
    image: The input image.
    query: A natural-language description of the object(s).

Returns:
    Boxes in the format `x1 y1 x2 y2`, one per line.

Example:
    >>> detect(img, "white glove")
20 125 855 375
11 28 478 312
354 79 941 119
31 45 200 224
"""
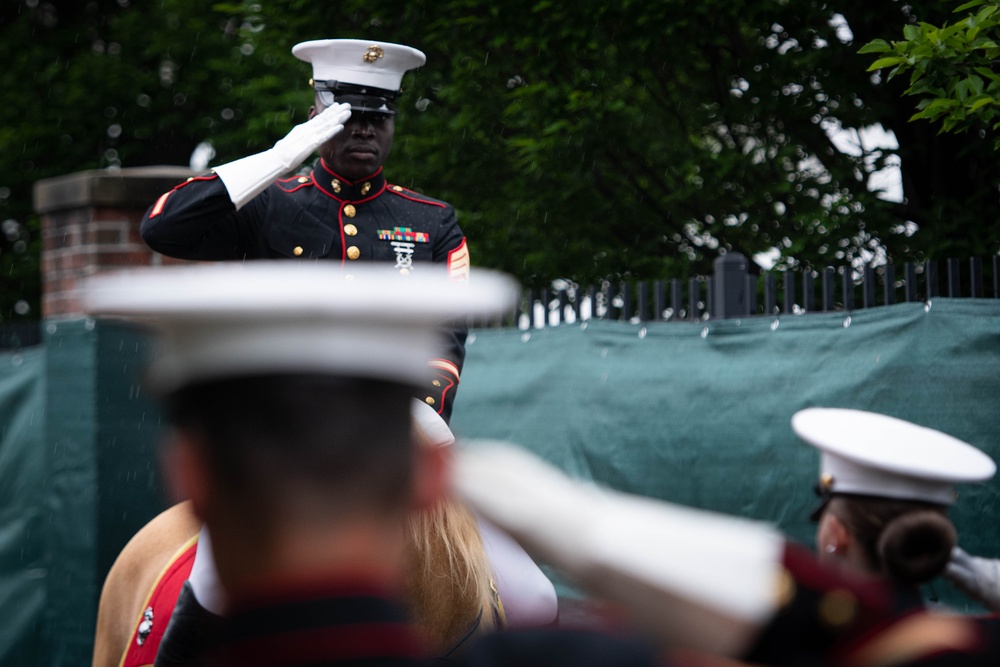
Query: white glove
213 102 352 209
453 441 785 656
188 525 226 615
944 546 1000 611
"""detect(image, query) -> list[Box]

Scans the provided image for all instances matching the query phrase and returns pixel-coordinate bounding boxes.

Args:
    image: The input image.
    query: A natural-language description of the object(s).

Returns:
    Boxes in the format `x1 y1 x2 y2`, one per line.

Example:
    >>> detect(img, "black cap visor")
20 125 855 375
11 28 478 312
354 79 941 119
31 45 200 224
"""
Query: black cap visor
315 80 398 115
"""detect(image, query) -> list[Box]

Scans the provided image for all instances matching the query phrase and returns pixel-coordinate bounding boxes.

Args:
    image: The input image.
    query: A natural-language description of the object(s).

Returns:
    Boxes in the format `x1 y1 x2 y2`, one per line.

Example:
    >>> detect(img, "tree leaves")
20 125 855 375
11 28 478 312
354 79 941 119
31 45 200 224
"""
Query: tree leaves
1 0 997 318
861 1 1000 146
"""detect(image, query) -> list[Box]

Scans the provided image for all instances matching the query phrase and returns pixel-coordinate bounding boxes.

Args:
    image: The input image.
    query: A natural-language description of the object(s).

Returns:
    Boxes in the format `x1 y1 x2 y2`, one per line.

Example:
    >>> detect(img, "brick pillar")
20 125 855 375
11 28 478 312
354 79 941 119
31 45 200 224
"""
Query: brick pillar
32 166 196 318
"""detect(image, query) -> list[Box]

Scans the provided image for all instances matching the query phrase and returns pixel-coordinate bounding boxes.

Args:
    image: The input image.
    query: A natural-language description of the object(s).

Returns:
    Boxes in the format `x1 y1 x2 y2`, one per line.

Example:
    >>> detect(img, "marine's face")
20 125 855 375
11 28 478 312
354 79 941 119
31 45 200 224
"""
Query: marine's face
312 99 395 181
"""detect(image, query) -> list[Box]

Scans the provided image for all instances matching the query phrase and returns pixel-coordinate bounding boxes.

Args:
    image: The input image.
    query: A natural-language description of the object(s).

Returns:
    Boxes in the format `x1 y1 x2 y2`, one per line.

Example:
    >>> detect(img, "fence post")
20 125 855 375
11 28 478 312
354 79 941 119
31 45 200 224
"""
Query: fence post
712 252 750 319
671 279 682 320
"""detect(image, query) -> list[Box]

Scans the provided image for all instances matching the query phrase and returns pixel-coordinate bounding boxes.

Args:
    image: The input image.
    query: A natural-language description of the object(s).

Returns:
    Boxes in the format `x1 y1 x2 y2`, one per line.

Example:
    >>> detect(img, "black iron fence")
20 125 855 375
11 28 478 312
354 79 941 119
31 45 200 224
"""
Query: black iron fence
509 254 1000 329
2 255 997 347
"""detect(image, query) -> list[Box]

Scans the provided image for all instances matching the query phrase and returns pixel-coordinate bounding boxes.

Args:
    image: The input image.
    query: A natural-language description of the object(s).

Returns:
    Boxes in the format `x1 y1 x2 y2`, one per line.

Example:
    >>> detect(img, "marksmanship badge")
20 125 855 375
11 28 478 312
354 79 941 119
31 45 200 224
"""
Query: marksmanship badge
378 227 428 272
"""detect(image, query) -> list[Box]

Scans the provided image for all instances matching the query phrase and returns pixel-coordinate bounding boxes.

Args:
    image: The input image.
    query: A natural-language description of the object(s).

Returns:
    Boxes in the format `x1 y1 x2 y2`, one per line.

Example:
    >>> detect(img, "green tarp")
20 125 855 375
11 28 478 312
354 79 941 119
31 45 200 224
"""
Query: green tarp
0 346 46 666
451 300 1000 605
1 299 999 665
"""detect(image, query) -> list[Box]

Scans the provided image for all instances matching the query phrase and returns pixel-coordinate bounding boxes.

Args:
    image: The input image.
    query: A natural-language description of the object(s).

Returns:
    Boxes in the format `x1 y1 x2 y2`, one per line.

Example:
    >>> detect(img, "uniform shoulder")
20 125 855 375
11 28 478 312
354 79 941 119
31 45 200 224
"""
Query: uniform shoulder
275 174 314 194
385 183 452 208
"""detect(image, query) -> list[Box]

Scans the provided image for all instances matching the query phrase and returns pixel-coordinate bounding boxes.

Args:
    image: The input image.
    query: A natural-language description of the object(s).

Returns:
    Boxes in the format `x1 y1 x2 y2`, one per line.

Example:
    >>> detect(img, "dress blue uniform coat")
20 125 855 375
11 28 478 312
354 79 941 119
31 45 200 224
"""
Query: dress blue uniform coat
140 160 470 422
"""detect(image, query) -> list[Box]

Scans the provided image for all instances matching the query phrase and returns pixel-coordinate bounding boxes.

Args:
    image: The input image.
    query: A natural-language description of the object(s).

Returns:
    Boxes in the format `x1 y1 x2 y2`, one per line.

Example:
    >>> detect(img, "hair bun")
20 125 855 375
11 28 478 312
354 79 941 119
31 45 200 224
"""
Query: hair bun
878 511 957 585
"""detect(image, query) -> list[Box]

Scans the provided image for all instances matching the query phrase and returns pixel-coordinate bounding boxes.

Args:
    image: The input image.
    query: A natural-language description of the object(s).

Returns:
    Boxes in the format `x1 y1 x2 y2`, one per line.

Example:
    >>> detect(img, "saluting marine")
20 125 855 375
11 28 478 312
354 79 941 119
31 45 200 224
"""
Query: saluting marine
140 39 469 423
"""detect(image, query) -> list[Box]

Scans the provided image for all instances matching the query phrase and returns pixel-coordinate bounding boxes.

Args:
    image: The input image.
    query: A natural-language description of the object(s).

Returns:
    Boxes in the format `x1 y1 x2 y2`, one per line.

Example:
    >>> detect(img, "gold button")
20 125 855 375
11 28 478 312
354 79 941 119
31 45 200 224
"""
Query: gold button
424 397 435 406
332 179 341 193
392 185 403 192
818 589 857 628
432 380 441 387
293 246 304 256
361 182 372 195
347 246 360 260
344 224 358 237
772 568 796 609
297 176 309 183
343 204 356 218
819 473 834 492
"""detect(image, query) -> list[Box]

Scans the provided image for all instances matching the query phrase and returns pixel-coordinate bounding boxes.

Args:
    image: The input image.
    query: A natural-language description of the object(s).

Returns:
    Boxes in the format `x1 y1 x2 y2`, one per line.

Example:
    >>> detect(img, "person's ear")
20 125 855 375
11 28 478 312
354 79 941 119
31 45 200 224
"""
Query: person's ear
410 441 451 511
817 511 852 559
308 105 318 120
160 430 212 522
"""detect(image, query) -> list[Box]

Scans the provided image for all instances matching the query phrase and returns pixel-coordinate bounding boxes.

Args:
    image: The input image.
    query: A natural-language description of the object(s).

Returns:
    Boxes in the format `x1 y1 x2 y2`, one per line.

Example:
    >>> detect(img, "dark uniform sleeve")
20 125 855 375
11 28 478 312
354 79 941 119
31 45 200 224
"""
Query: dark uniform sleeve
140 174 267 260
423 204 470 426
745 543 998 667
454 627 665 667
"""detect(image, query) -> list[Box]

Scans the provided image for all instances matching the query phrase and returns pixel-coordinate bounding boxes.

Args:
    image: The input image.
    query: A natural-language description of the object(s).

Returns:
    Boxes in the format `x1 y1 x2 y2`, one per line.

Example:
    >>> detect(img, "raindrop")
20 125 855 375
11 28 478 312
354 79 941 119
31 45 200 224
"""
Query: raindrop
240 43 255 56
638 327 647 339
2 219 19 240
13 240 26 253
843 315 851 328
11 355 22 367
137 94 151 107
700 327 709 339
46 323 57 334
107 124 122 139
924 300 932 312
221 108 235 120
13 300 29 315
520 332 531 343
85 319 96 331
159 61 177 86
467 332 476 345
415 98 431 112
580 322 588 330
770 319 780 331
0 188 9 201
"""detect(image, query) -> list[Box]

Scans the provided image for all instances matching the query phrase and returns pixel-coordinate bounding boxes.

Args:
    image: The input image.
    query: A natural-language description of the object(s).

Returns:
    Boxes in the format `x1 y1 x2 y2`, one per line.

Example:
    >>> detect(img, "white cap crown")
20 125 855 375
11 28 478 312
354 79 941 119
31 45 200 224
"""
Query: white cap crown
83 262 517 394
793 408 996 506
293 39 426 93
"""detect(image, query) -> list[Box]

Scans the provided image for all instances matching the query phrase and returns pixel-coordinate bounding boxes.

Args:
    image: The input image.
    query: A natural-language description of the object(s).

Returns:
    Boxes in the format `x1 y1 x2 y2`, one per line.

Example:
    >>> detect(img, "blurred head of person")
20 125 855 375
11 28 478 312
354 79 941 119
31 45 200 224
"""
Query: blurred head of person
794 408 995 587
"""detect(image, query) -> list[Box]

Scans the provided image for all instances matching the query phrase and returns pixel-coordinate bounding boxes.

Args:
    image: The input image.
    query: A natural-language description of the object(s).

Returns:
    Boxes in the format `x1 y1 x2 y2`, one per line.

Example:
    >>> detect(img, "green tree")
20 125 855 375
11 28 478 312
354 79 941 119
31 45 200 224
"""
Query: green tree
1 0 997 319
861 1 1000 143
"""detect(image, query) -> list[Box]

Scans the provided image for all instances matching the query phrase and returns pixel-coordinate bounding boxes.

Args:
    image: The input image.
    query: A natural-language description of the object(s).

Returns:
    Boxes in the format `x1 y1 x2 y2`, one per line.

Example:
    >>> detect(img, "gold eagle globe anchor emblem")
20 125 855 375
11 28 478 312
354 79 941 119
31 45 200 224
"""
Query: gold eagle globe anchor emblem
363 45 385 63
